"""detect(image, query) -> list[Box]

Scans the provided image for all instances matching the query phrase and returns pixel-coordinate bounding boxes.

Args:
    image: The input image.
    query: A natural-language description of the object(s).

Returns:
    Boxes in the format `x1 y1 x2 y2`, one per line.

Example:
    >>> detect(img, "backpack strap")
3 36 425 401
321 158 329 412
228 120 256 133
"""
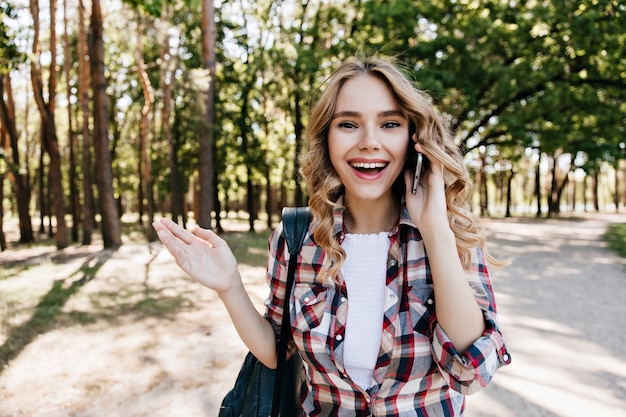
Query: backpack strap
271 207 311 417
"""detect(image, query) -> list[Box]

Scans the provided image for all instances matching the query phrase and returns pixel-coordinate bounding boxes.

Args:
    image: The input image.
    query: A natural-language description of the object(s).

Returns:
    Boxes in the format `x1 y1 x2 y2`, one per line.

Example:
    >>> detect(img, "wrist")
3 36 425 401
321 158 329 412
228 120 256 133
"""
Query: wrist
217 272 244 300
420 220 454 243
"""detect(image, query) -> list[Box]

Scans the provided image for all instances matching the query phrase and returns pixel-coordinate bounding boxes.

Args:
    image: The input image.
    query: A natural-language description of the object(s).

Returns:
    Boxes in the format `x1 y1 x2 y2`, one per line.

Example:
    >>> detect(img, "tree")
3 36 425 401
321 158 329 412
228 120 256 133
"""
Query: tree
1 47 36 248
197 0 217 229
78 0 95 245
63 0 80 242
29 0 69 249
90 0 122 247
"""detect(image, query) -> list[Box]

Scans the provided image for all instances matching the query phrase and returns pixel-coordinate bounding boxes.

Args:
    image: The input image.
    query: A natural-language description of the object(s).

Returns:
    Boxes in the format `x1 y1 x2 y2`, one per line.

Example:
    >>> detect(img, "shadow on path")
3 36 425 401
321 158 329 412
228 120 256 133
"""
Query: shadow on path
0 249 116 372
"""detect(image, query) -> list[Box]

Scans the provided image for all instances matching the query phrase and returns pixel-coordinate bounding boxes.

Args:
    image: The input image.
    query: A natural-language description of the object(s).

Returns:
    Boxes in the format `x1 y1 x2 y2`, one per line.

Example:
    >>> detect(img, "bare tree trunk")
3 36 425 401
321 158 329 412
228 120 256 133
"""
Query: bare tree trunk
505 169 514 218
30 0 69 249
622 163 626 210
197 0 216 229
90 0 122 247
613 163 619 213
0 110 7 250
78 0 95 245
592 170 600 212
159 7 185 226
64 0 79 242
534 152 542 217
136 19 156 241
479 150 489 217
0 73 34 244
293 88 305 207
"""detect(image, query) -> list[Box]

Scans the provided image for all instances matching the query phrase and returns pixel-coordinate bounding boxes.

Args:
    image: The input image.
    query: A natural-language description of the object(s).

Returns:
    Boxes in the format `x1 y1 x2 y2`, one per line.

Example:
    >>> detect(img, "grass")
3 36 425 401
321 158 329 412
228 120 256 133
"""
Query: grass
603 223 626 259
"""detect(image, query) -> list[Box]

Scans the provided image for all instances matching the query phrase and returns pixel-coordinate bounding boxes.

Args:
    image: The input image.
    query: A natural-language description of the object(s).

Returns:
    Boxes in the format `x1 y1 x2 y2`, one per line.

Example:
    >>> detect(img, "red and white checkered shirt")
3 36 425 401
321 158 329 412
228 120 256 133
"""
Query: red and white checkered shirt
265 201 511 416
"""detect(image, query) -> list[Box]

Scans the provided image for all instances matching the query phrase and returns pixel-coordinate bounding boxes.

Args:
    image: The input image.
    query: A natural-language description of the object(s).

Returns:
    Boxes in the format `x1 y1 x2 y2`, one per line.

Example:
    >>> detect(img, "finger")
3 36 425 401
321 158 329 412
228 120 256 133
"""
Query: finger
157 218 196 245
192 227 225 248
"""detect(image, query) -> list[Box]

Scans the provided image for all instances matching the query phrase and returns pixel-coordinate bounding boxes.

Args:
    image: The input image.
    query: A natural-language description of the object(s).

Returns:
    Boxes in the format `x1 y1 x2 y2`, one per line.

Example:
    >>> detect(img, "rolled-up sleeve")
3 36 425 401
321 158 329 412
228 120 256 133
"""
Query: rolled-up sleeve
431 248 511 394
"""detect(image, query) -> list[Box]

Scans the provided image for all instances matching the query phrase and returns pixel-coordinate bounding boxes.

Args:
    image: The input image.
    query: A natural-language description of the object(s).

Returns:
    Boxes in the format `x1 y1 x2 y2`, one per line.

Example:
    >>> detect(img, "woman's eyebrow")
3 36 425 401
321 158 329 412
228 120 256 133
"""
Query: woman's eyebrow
331 109 405 120
379 110 405 118
331 110 361 120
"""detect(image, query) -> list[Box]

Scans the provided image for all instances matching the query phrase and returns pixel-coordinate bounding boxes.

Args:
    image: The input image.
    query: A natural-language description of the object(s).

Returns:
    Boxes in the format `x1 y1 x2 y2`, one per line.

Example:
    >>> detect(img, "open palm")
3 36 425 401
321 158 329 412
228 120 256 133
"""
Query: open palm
153 218 239 294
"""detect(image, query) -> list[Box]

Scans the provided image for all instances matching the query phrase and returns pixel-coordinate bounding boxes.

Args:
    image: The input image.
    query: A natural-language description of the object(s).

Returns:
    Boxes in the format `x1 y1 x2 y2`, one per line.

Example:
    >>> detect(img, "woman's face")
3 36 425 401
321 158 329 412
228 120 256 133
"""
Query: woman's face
328 74 409 206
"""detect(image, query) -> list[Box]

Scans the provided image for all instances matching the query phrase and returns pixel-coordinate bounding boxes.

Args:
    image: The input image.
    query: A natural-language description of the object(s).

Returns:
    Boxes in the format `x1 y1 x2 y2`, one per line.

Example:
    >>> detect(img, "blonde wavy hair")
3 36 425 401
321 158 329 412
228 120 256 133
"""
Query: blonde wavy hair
302 56 501 282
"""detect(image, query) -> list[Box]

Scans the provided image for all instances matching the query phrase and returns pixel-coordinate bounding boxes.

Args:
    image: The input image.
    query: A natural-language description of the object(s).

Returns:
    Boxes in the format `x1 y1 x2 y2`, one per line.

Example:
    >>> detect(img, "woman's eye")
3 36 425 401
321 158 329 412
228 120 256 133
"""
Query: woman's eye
382 121 401 129
338 121 357 129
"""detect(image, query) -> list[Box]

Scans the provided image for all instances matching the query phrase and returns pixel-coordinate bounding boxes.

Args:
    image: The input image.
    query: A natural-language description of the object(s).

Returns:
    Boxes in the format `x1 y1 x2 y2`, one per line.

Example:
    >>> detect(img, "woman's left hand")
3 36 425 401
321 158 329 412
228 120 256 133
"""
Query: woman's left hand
404 142 450 235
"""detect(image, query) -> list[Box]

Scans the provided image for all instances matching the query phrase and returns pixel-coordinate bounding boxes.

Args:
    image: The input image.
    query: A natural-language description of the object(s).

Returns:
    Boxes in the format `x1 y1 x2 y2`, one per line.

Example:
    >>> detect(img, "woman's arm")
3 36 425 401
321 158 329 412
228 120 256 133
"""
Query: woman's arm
404 145 485 353
153 218 278 368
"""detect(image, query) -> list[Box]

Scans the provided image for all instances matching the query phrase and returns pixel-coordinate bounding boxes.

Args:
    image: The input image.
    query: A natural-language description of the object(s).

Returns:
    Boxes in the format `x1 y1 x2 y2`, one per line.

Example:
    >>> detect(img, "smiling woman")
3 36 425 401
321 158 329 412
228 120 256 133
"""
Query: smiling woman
153 55 511 417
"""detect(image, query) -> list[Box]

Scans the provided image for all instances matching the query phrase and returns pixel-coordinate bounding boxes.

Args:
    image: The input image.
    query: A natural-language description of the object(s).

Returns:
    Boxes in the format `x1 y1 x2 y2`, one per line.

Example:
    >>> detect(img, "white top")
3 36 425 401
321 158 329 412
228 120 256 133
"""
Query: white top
340 232 389 390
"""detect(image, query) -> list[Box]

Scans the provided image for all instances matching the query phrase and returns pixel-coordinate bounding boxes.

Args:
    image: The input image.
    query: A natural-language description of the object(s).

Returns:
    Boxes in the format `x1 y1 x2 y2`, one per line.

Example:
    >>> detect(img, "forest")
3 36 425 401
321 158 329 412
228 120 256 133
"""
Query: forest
0 0 625 251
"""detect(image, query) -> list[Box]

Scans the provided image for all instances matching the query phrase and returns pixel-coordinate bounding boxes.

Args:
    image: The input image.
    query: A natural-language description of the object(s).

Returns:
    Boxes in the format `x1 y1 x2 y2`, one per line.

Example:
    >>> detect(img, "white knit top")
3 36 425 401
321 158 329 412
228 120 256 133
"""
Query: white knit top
340 232 389 390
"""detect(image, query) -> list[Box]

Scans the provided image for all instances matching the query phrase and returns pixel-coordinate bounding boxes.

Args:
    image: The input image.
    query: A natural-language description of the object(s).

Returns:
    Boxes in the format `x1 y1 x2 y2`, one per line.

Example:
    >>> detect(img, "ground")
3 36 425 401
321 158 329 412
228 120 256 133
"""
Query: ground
0 213 624 417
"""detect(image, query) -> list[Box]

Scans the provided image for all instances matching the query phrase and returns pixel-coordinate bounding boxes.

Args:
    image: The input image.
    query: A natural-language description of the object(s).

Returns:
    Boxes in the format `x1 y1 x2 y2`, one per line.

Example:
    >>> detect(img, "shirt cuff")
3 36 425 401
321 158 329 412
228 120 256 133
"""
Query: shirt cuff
431 313 511 395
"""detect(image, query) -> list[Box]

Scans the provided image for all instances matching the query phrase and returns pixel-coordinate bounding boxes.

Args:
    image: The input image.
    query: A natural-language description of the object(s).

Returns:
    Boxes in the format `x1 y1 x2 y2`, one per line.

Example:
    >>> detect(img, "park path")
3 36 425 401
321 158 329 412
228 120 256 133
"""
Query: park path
466 213 626 417
0 213 624 417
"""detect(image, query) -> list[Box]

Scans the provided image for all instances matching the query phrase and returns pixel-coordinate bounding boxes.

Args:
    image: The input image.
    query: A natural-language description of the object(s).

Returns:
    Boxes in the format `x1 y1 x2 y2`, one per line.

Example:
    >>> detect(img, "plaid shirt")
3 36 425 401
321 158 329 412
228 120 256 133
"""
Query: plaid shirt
265 201 511 416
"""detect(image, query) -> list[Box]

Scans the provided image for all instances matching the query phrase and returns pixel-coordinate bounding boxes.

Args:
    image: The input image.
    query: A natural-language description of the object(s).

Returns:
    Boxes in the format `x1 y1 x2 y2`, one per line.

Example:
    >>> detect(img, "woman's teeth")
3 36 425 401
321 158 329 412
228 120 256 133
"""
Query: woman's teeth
350 162 387 170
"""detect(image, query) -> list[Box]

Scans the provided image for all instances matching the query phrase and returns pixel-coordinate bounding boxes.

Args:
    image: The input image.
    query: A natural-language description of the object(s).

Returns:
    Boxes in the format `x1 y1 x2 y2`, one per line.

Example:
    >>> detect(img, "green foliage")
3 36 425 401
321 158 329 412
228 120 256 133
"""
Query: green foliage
0 4 24 72
3 0 624 226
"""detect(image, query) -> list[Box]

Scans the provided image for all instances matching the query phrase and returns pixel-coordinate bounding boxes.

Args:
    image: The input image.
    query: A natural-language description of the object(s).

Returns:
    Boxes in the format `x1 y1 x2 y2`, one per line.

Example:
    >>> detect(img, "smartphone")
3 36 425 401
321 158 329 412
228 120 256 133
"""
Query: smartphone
411 152 424 194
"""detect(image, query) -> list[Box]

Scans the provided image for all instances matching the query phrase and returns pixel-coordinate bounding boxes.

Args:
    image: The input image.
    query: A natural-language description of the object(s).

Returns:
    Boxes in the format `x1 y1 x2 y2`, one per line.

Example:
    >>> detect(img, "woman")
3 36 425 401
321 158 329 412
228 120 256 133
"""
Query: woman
153 56 510 416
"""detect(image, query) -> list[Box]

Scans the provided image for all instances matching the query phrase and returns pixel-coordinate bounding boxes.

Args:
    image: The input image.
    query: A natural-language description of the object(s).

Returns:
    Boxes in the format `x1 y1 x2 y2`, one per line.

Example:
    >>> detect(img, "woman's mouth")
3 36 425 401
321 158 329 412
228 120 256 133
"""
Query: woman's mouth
349 161 388 178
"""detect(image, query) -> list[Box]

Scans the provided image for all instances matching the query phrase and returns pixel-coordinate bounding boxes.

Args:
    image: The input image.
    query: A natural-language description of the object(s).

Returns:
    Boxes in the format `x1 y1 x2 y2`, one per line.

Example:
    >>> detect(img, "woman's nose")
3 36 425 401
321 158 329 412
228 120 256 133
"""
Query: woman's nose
358 126 381 150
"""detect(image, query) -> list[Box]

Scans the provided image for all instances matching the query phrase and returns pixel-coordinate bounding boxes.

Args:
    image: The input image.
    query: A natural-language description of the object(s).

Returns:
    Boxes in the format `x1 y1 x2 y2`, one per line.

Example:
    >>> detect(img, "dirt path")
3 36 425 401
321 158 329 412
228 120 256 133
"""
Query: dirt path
467 214 626 417
0 214 624 417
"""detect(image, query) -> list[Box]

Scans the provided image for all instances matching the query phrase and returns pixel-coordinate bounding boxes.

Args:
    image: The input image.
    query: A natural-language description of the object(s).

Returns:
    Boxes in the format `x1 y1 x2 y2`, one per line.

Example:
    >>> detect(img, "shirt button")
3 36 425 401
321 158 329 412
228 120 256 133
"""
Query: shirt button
340 296 346 303
389 260 397 267
503 353 510 362
377 367 384 373
427 298 434 305
336 334 343 341
304 296 310 303
385 332 392 339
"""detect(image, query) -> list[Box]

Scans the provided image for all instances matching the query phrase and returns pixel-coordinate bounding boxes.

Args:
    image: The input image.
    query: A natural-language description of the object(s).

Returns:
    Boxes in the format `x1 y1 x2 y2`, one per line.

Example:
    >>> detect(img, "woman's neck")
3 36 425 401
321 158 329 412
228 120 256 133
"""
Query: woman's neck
343 195 400 234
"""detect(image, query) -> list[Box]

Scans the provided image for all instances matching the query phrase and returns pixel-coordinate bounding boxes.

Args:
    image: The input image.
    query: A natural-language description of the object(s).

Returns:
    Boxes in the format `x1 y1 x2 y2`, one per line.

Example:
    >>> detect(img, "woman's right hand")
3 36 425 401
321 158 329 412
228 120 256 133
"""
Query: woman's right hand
152 218 240 294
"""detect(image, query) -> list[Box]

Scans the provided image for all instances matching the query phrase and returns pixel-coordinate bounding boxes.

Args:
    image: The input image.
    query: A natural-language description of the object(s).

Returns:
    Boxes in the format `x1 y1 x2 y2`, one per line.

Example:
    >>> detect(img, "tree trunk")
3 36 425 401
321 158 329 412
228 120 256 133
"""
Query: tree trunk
548 152 572 217
30 0 68 249
197 0 216 230
613 163 619 213
159 9 185 227
0 162 5 250
136 20 156 241
534 152 542 217
547 154 558 216
90 0 122 247
78 0 95 245
292 88 305 208
0 109 7 250
0 74 34 243
64 0 79 242
505 169 514 218
592 169 599 212
479 150 489 217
